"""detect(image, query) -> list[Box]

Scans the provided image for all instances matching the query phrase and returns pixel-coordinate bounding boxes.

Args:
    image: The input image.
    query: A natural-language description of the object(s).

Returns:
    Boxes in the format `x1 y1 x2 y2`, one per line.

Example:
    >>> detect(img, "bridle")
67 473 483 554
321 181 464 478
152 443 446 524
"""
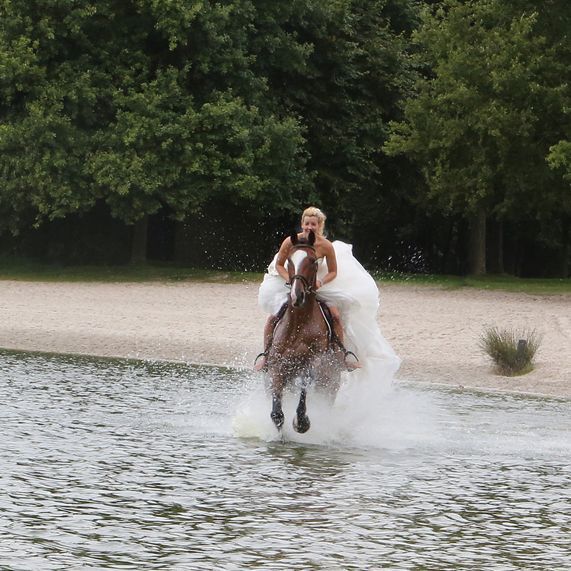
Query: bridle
286 244 318 297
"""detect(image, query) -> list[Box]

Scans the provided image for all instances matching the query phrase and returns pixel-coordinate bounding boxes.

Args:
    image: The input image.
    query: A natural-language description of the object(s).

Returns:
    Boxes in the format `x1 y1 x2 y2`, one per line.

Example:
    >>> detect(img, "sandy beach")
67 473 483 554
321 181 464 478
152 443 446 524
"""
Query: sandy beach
0 279 569 398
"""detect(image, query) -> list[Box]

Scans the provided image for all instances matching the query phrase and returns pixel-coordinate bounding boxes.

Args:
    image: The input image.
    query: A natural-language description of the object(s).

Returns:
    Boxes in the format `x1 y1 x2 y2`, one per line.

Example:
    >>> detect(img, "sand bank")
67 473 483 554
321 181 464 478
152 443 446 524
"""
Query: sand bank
0 280 569 398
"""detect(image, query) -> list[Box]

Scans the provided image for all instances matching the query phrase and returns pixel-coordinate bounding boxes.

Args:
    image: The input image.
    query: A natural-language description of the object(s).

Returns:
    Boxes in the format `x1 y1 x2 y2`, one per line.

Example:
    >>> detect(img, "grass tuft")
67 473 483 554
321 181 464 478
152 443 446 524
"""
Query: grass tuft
480 327 542 376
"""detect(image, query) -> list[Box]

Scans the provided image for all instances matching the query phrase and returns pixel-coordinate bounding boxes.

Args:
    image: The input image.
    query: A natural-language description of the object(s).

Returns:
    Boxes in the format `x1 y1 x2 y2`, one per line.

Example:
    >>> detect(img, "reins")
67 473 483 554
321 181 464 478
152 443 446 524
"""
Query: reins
287 273 316 294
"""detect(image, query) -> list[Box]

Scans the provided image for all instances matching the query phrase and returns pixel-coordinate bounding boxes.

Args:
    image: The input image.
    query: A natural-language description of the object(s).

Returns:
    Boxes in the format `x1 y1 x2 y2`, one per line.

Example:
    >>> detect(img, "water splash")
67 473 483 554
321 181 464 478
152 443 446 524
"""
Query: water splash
232 368 440 450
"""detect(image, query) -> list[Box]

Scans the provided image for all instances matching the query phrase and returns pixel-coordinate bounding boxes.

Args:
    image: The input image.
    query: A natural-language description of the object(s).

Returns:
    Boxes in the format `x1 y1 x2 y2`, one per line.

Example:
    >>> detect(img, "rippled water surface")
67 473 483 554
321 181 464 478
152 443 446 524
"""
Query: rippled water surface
1 350 570 570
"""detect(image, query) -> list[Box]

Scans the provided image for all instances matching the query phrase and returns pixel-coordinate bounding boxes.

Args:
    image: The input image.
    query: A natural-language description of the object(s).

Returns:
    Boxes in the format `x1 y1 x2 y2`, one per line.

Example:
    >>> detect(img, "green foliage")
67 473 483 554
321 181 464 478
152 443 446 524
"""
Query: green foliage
0 0 313 232
267 0 418 224
88 77 308 222
2 0 567 275
548 140 571 186
480 326 541 376
385 0 571 222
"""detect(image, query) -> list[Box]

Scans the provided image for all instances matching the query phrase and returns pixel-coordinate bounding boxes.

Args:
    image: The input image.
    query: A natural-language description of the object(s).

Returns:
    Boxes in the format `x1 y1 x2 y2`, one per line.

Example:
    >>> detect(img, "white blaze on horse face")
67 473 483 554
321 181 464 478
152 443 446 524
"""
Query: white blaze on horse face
291 249 308 269
290 249 309 306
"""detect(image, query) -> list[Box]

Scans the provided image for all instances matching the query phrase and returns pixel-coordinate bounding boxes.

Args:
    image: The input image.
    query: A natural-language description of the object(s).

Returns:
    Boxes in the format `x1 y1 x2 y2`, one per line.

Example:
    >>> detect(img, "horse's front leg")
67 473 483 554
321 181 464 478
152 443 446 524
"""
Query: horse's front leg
271 393 284 430
270 372 286 430
293 387 310 434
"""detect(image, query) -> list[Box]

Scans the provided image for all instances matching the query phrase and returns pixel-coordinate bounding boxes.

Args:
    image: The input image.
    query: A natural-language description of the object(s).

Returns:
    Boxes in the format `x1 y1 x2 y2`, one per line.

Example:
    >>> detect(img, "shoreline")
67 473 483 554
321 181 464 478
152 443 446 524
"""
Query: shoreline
0 280 569 398
2 345 567 402
3 344 569 403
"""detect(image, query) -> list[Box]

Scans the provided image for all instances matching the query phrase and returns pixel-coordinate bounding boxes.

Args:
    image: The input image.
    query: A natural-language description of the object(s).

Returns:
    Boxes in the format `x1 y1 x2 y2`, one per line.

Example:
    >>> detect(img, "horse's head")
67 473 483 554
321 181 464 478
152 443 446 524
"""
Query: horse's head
287 230 318 308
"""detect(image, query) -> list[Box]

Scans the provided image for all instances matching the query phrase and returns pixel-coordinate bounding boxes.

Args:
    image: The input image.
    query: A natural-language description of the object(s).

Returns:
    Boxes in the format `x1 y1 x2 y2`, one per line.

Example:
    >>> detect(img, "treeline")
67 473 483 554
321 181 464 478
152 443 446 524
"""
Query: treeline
1 0 570 276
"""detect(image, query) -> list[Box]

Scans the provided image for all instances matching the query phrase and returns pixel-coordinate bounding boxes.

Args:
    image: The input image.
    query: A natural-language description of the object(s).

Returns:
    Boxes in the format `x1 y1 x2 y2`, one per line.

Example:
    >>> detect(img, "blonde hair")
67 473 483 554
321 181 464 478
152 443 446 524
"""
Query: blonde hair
301 206 326 236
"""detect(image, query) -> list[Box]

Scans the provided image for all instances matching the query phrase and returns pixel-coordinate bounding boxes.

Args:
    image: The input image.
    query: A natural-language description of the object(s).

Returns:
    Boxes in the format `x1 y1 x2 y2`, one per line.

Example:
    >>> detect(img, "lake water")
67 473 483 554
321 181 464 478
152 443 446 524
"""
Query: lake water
1 349 570 570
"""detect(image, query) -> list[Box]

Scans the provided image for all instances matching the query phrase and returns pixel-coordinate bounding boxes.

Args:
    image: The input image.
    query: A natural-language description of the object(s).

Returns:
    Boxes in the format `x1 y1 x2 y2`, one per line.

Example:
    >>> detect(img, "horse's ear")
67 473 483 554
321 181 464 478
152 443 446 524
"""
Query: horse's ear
307 230 316 246
290 231 298 245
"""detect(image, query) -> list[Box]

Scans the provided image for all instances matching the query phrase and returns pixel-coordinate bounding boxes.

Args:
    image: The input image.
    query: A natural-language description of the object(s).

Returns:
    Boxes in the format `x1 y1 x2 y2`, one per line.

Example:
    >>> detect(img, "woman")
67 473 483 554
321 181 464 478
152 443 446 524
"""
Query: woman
255 206 400 378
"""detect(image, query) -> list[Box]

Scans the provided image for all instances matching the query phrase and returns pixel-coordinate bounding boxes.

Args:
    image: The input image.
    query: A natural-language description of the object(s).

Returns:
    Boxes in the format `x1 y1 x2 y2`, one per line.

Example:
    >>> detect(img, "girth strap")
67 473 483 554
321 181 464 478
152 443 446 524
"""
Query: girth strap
317 301 334 344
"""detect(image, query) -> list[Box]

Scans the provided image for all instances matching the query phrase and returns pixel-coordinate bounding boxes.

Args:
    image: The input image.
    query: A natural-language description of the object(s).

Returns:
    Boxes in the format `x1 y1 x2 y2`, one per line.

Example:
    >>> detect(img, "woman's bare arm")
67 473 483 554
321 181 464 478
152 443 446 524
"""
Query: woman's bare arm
318 241 337 288
275 237 292 282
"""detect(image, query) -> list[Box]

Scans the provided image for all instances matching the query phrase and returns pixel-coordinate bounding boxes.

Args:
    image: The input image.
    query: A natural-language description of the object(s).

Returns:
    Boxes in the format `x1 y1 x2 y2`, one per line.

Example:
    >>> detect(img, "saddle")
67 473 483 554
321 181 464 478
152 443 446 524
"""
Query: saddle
254 302 359 371
274 301 357 359
270 301 335 344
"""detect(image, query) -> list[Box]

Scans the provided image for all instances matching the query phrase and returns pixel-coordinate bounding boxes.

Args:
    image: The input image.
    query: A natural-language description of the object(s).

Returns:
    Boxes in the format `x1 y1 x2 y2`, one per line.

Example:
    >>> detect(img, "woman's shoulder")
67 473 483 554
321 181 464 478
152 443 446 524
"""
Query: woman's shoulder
315 236 335 256
317 235 334 247
279 235 294 249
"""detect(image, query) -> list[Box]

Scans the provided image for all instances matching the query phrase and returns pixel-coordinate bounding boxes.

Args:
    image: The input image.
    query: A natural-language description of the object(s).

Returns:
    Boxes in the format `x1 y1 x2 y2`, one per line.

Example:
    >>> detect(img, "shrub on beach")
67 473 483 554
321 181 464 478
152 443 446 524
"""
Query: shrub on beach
480 327 541 376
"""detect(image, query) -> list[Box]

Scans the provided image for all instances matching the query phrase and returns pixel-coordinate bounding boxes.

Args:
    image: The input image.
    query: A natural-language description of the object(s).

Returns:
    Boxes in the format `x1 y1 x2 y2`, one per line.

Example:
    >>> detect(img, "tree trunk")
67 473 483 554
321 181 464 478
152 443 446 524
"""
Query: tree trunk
173 219 192 264
560 216 570 278
468 207 486 275
488 219 504 274
440 219 456 274
560 244 569 278
130 215 148 264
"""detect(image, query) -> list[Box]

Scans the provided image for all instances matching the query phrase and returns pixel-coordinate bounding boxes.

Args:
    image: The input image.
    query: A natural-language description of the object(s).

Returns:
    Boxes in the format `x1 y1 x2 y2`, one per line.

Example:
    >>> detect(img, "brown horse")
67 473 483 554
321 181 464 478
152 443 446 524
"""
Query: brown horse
267 230 342 433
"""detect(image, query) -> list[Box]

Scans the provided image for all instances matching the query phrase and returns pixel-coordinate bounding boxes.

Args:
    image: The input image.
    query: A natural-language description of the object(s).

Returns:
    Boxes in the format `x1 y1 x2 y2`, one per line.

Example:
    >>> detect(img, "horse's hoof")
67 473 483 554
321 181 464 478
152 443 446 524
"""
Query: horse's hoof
271 411 284 430
293 415 311 434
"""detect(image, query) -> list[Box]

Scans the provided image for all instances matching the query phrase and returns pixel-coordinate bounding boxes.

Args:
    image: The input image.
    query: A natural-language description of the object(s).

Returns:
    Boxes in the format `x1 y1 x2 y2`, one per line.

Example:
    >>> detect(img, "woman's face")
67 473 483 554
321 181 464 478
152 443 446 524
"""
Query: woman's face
301 215 320 237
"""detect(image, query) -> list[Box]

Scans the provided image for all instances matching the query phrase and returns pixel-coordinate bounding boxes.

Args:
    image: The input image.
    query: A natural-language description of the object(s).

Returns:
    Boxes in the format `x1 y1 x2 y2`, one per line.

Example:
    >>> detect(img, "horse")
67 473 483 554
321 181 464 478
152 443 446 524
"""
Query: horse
266 230 343 433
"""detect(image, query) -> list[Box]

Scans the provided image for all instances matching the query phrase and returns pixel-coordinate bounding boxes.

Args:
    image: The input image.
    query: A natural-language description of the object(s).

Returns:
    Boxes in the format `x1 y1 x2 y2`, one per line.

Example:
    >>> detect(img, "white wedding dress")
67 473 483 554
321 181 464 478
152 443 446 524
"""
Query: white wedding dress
258 240 400 379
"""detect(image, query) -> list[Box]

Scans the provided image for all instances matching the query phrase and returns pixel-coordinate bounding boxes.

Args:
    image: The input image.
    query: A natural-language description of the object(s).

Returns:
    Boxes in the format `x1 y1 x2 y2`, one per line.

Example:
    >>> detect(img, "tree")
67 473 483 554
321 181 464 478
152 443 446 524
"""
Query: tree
257 0 420 242
384 0 570 275
0 0 312 261
547 139 571 276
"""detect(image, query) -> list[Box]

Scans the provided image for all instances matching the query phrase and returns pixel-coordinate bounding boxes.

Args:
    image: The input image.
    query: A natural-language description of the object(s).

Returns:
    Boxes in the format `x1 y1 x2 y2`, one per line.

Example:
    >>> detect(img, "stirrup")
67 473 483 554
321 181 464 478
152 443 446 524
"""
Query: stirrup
253 351 268 372
343 349 360 372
